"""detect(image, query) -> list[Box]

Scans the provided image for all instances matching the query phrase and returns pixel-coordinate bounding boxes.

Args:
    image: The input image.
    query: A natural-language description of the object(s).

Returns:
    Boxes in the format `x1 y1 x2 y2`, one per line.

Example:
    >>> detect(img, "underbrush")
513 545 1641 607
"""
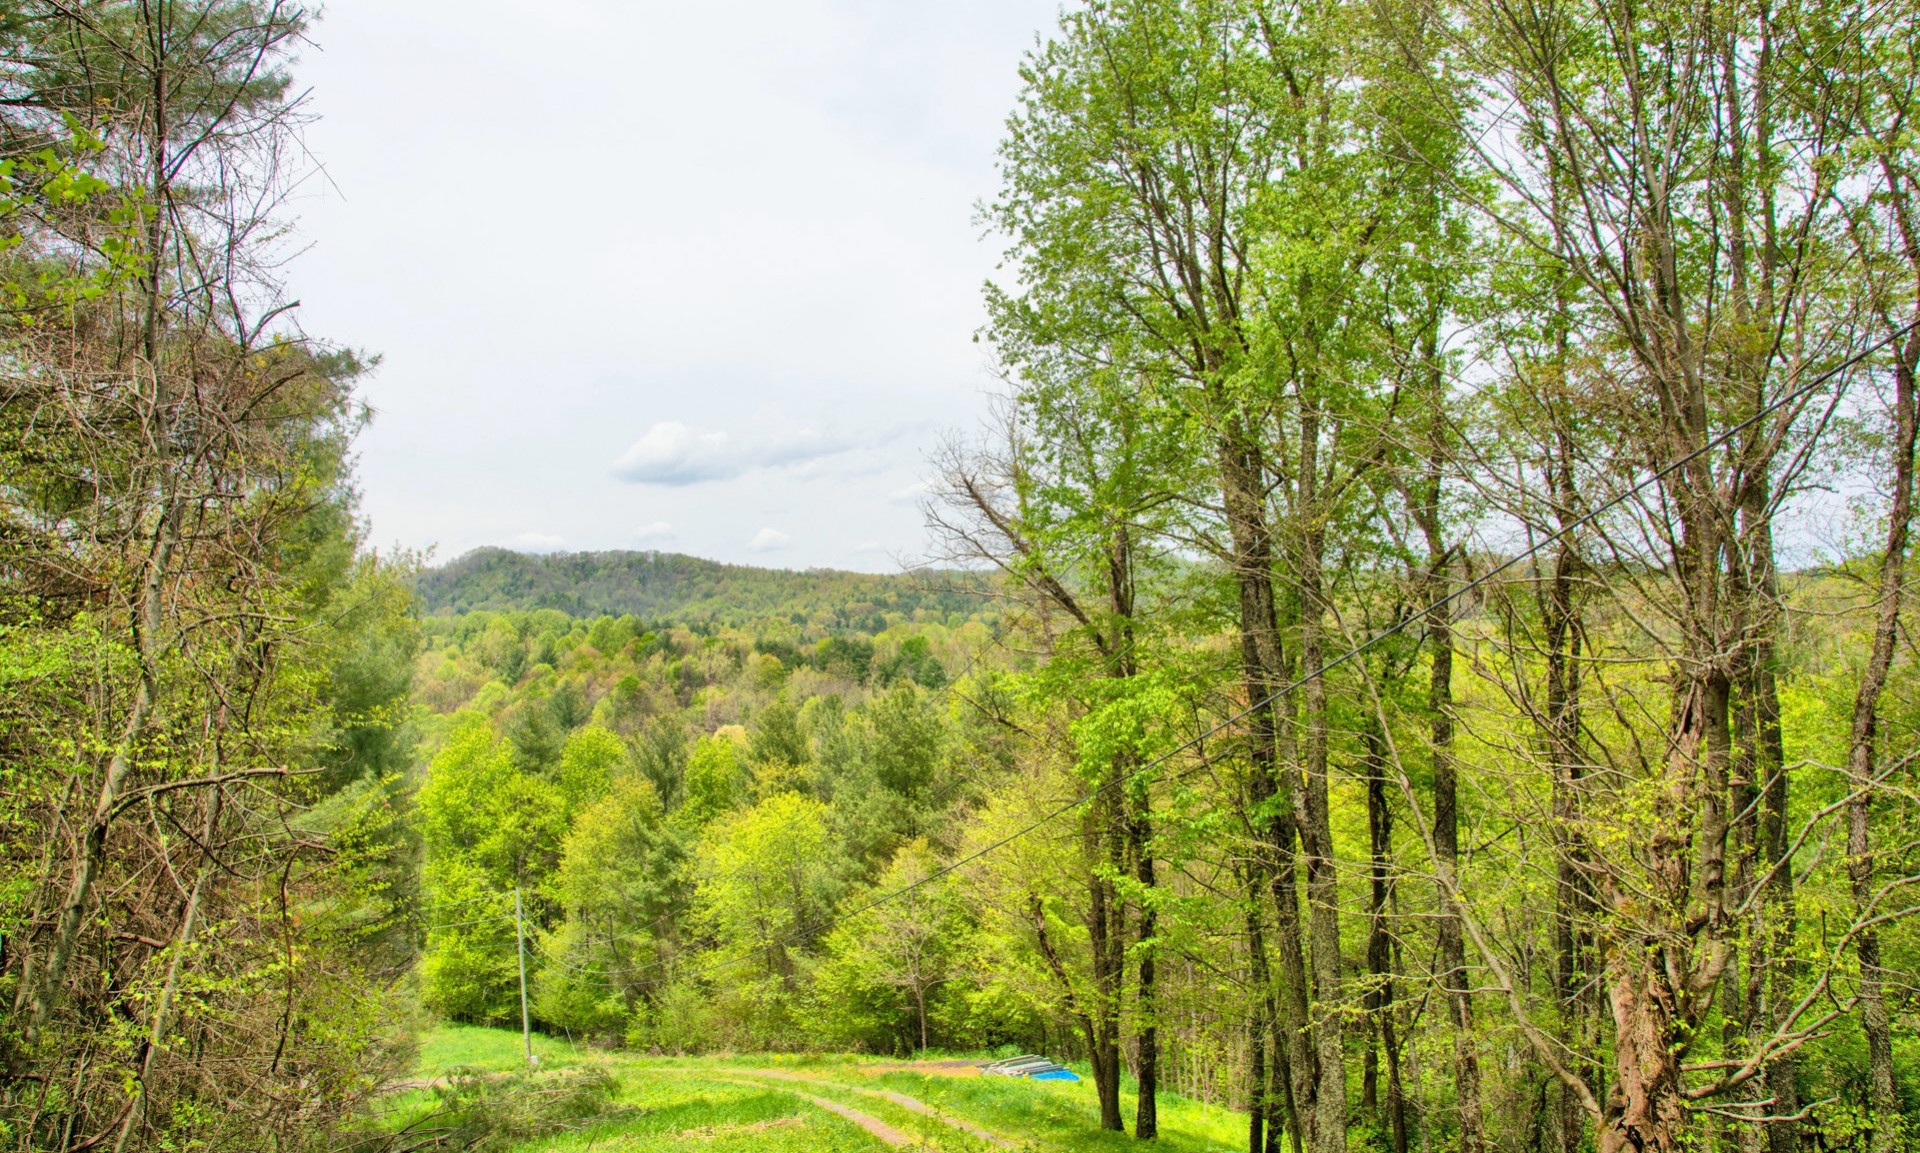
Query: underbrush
351 1066 630 1151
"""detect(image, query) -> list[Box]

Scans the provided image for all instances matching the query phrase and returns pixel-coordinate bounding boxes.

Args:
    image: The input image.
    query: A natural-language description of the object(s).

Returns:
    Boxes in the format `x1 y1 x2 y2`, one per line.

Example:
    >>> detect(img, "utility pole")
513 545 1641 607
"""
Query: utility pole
515 885 534 1067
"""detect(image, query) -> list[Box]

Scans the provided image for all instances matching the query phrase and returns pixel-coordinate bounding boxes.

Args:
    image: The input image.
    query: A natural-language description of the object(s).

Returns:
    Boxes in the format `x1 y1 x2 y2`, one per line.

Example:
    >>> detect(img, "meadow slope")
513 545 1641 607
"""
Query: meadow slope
375 1025 1247 1152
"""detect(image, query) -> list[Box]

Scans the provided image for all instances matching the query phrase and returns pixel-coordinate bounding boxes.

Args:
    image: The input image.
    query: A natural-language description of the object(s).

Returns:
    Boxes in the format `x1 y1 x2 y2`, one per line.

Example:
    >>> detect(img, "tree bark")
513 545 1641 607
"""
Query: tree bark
1599 955 1688 1153
1133 789 1159 1140
1365 726 1408 1153
1295 391 1347 1153
1248 887 1270 1153
30 503 179 1035
1845 326 1917 1153
1087 803 1127 1132
1542 392 1592 1153
1409 400 1481 1153
1221 420 1319 1149
1033 892 1121 1131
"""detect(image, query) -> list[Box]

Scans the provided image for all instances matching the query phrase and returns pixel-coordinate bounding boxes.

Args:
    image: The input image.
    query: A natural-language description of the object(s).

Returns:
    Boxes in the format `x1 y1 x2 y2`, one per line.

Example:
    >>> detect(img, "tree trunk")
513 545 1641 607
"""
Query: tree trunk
1248 889 1270 1153
1742 488 1801 1153
1033 892 1121 1131
1295 393 1346 1153
1543 410 1591 1153
1134 791 1159 1140
1600 956 1687 1153
1845 330 1916 1153
1410 413 1481 1153
1601 669 1731 1153
1221 420 1319 1149
1365 727 1408 1153
1087 812 1127 1132
31 504 179 1035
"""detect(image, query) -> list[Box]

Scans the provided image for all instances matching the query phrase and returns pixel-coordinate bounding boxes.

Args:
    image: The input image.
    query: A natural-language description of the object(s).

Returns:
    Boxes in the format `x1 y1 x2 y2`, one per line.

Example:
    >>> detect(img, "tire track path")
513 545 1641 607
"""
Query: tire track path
711 1074 915 1147
793 1090 916 1147
737 1069 1018 1149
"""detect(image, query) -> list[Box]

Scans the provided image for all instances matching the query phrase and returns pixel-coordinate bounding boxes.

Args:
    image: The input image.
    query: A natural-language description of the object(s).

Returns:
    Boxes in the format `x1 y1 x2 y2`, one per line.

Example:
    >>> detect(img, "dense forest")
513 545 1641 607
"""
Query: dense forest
413 548 992 628
0 1 420 1147
0 0 1918 1152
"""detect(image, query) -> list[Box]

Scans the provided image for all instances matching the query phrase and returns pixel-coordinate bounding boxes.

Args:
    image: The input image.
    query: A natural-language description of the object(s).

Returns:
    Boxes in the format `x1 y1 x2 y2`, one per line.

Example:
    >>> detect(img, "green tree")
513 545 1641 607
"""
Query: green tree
679 731 748 827
537 775 686 1035
555 725 622 814
817 840 965 1052
417 717 568 1020
693 792 849 984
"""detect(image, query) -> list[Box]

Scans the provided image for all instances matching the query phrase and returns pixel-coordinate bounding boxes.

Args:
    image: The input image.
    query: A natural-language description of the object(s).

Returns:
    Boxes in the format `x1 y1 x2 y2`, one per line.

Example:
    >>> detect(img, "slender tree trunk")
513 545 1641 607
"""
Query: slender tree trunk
1741 478 1800 1153
1087 804 1127 1132
1364 728 1390 1122
1221 421 1319 1148
1410 396 1481 1153
1365 726 1408 1153
1428 586 1482 1153
1719 19 1803 1148
1543 408 1592 1153
1271 1007 1299 1153
31 504 179 1035
1845 331 1916 1153
1382 1012 1409 1153
1033 892 1118 1129
1134 790 1159 1140
1295 393 1346 1153
115 786 226 1153
1248 887 1270 1153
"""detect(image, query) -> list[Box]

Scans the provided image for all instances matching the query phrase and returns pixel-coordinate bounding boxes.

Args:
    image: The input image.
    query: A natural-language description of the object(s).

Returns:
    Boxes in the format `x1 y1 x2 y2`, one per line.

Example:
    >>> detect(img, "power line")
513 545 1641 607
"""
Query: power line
424 914 513 933
486 324 1915 995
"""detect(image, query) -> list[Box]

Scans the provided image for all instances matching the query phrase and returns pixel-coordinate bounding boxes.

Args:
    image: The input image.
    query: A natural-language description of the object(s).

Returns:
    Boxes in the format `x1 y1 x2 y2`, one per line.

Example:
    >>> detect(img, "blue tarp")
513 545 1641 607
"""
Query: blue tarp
982 1054 1083 1082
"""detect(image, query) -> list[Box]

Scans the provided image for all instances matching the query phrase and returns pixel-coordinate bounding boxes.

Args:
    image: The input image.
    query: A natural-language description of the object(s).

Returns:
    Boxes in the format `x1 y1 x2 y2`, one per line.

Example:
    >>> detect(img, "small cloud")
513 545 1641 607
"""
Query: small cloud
887 480 932 503
632 521 675 543
611 421 858 486
509 532 566 553
761 427 846 468
748 527 792 552
852 540 887 553
611 422 734 484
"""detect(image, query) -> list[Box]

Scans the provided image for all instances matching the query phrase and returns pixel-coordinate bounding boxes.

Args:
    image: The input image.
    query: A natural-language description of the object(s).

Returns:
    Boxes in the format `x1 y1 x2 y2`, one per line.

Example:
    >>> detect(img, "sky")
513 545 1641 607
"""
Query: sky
287 0 1063 572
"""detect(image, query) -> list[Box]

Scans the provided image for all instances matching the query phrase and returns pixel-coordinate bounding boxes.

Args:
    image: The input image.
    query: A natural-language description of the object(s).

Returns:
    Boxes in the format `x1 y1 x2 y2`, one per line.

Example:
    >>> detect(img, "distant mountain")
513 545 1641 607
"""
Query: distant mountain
412 548 994 628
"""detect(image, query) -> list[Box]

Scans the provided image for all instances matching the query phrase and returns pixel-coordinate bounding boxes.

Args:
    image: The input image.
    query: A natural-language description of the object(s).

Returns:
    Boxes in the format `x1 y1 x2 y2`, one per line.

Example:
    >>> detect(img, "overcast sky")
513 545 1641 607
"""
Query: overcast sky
288 0 1062 572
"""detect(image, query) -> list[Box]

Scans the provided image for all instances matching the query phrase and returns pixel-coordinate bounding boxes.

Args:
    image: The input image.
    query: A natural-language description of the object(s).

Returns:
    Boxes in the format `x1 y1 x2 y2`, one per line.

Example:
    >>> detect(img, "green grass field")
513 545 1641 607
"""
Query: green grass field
374 1024 1247 1151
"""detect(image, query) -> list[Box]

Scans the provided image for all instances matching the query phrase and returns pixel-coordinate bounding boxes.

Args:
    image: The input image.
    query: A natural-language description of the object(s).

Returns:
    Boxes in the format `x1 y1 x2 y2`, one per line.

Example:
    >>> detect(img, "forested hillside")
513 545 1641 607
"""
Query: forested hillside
414 547 991 627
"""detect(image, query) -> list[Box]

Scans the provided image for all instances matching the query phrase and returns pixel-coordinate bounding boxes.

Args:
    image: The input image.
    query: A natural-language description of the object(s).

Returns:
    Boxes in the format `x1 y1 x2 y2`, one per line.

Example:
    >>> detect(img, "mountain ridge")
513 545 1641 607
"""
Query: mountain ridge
413 547 993 627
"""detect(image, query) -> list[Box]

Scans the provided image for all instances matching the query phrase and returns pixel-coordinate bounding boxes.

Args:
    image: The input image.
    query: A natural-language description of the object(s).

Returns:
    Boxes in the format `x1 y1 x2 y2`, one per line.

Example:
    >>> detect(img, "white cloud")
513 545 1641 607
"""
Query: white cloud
888 479 932 503
611 422 735 484
508 532 565 553
852 540 886 553
611 421 855 486
632 521 675 543
748 527 792 552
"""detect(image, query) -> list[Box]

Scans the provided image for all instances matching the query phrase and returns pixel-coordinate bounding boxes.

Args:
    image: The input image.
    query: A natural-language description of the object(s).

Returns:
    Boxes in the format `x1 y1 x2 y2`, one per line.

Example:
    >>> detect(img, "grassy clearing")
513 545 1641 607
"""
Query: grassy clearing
507 1077 879 1153
858 1069 1241 1152
385 1025 1244 1151
413 1022 587 1074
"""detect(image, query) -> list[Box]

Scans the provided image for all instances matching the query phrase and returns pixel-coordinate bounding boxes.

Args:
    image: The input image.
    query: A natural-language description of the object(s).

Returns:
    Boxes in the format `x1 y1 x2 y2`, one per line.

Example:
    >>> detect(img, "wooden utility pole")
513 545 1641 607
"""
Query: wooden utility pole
515 886 534 1067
